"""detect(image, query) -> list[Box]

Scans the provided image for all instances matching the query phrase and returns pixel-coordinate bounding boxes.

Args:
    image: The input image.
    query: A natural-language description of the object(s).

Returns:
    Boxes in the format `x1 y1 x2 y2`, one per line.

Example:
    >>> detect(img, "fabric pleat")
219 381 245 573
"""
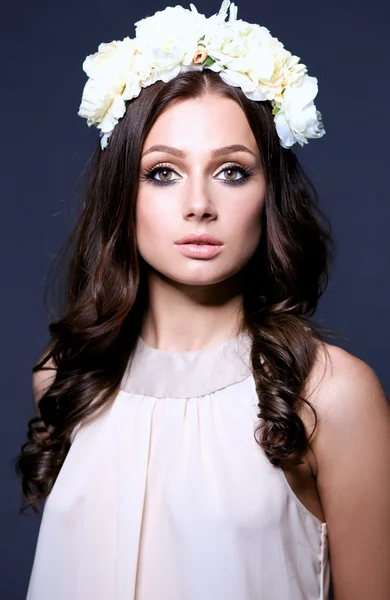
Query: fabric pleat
26 332 330 600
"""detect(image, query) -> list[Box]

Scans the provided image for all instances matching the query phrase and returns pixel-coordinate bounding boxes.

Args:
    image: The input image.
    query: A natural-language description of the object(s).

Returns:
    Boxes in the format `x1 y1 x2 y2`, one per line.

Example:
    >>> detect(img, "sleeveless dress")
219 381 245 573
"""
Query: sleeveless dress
26 331 330 600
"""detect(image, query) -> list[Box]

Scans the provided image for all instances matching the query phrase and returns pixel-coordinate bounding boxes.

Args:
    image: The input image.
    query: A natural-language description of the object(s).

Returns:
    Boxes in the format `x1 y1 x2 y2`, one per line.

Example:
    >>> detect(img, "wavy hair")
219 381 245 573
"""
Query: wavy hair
15 68 337 515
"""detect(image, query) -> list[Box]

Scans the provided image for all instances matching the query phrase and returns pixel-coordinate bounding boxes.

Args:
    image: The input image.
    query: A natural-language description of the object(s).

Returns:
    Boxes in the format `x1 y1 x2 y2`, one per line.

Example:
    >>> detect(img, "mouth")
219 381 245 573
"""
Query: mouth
175 233 223 246
174 235 224 259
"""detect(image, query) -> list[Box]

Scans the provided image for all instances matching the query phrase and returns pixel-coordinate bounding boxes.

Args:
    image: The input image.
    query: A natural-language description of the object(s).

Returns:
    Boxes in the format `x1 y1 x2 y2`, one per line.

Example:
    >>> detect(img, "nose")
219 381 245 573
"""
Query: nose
182 176 217 222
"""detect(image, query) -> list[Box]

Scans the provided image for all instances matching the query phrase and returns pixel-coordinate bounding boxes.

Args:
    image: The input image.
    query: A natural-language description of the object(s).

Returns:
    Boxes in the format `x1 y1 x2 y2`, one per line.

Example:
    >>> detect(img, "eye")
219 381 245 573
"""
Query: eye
141 164 180 186
140 162 254 187
215 165 249 184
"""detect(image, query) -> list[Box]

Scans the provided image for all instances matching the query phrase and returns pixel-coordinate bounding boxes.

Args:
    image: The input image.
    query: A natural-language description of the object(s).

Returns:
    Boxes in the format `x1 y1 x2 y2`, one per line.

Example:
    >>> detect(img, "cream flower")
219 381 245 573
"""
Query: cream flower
77 0 325 150
202 11 275 97
78 37 141 134
273 75 325 148
255 38 307 103
134 5 207 75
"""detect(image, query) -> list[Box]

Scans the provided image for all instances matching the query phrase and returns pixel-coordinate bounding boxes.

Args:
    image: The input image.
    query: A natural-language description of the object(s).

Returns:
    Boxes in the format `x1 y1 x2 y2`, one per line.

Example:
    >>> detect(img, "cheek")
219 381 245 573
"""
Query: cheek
135 191 179 266
136 192 168 236
230 196 265 248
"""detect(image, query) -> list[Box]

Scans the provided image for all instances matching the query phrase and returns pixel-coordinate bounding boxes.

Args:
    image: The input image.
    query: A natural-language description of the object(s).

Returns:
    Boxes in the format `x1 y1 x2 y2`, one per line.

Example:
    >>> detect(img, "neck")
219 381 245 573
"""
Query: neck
140 270 245 352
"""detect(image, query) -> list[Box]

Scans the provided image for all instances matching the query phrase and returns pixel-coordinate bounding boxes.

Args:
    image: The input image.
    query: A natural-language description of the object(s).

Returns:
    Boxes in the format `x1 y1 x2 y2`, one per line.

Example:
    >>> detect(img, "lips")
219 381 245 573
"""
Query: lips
175 233 223 245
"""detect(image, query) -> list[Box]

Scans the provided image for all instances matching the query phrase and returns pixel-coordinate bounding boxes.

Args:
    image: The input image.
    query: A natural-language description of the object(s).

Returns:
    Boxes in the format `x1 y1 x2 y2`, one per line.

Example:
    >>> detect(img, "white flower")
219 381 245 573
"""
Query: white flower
77 0 325 150
273 75 325 148
134 5 207 81
202 16 275 100
198 13 307 104
78 37 141 134
255 38 307 103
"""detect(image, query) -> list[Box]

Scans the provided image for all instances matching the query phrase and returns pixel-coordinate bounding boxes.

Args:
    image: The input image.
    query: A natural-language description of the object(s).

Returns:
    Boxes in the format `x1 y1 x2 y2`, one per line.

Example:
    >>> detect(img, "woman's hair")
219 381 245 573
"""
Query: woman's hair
15 68 337 515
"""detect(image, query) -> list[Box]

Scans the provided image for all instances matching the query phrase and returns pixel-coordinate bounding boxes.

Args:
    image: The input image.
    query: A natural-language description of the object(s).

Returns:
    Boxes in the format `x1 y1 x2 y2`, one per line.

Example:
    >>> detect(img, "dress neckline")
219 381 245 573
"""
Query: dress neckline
120 330 253 399
138 331 246 355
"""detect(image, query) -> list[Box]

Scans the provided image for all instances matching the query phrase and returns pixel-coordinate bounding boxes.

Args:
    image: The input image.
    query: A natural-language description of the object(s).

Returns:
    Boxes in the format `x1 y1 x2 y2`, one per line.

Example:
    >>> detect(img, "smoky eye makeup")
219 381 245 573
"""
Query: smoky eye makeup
139 161 256 187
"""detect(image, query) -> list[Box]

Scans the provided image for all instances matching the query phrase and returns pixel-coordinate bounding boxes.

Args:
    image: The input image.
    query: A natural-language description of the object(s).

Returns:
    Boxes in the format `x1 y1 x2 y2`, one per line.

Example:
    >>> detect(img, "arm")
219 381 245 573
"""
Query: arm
308 345 390 599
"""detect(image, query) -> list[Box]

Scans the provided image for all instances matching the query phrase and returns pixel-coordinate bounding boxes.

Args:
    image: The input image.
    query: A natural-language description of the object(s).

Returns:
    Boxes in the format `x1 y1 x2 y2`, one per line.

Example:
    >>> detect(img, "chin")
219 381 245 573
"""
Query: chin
153 262 246 287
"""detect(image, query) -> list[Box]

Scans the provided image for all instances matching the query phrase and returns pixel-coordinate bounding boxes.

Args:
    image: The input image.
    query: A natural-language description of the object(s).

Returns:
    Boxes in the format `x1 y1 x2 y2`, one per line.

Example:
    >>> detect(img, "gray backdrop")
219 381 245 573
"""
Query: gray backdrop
1 0 388 598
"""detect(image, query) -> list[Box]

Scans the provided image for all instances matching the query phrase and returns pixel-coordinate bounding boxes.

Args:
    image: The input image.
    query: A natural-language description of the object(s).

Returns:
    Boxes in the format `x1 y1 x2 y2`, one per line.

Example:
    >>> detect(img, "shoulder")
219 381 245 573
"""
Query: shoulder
301 341 390 597
301 340 389 463
303 340 388 434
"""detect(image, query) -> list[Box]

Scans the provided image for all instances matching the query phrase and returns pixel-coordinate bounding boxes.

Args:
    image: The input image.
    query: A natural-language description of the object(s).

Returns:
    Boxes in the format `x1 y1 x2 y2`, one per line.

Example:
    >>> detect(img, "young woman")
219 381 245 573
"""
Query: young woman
16 2 390 599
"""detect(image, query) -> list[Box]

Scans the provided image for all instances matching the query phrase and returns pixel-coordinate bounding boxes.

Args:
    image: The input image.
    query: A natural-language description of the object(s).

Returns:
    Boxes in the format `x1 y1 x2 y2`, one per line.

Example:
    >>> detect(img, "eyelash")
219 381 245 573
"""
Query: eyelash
140 162 254 187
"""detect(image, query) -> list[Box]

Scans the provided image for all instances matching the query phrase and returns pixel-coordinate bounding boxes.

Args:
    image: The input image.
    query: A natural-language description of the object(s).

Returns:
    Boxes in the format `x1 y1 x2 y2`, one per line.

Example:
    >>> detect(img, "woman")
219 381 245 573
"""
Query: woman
16 2 390 599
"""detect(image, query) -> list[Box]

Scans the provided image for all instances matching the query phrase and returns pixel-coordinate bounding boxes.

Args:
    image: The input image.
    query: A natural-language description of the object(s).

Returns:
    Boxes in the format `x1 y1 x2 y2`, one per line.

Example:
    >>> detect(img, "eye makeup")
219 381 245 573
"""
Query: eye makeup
140 162 255 187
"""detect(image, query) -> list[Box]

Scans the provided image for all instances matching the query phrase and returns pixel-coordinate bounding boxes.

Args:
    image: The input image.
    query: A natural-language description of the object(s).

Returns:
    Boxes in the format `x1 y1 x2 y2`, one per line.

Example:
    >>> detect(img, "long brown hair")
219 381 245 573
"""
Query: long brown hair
15 68 337 515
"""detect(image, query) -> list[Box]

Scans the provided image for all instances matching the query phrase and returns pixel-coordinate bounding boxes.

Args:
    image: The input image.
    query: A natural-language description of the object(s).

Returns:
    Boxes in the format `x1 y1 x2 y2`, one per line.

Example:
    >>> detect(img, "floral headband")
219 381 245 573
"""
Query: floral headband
78 0 325 150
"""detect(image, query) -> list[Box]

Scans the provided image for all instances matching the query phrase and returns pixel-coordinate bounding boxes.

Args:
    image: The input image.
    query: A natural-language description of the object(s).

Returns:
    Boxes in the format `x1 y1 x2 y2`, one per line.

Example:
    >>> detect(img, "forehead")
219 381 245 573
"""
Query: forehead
142 94 258 155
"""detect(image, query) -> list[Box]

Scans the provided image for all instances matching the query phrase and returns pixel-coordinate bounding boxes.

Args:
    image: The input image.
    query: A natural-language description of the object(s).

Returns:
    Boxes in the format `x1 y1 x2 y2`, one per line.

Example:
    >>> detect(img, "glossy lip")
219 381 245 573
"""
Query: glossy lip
174 233 223 245
176 243 223 259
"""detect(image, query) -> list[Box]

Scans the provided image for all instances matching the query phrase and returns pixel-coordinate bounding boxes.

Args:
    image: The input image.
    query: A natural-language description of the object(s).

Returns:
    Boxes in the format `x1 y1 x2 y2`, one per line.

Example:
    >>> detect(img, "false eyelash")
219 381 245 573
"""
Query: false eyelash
140 162 255 187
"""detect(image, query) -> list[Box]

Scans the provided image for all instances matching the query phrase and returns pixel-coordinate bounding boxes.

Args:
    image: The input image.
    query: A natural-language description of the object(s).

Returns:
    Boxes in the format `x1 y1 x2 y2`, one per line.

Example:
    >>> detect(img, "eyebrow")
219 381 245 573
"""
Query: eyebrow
141 144 256 159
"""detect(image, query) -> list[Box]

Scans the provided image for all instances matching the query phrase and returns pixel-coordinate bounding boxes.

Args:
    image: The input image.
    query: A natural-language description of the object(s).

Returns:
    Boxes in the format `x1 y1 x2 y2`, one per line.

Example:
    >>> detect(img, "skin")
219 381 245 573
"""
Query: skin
136 93 266 351
33 93 390 599
134 92 390 599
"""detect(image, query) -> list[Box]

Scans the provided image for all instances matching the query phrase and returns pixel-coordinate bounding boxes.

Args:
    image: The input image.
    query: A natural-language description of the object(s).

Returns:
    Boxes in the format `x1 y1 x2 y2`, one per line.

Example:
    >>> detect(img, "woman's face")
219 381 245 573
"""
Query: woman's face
136 92 266 287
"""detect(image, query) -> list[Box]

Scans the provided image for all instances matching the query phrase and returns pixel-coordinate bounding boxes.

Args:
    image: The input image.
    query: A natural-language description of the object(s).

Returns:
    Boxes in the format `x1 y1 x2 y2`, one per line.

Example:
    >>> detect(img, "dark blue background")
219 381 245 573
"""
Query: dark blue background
1 0 388 597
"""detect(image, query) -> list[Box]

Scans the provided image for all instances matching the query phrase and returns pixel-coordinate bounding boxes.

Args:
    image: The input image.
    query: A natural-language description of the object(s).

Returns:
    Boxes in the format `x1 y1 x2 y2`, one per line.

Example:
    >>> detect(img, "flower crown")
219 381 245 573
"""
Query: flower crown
78 0 325 150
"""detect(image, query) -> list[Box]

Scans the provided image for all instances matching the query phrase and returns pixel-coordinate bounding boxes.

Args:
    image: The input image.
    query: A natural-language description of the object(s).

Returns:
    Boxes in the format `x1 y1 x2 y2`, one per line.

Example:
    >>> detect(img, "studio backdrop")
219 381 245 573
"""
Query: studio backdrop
1 0 388 598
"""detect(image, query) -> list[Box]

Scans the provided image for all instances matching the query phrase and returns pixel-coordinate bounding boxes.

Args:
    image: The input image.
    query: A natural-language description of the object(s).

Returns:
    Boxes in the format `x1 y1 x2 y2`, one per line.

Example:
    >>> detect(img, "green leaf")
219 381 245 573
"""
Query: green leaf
203 56 215 67
272 106 280 116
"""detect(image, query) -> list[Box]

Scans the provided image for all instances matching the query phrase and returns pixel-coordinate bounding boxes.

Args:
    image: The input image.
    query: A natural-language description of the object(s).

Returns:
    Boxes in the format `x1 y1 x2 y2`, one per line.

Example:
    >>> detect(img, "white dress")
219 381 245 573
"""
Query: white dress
26 331 330 600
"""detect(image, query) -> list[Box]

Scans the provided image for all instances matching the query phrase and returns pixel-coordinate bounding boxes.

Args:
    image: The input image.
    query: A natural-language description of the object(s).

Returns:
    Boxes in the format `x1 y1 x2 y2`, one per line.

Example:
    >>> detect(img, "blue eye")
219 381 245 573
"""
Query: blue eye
141 163 254 186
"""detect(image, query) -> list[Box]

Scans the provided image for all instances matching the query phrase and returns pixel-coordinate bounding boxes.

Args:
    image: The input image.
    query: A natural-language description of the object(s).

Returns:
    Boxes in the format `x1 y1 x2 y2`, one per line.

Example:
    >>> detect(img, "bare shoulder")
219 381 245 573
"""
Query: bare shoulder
301 340 389 433
301 340 390 598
